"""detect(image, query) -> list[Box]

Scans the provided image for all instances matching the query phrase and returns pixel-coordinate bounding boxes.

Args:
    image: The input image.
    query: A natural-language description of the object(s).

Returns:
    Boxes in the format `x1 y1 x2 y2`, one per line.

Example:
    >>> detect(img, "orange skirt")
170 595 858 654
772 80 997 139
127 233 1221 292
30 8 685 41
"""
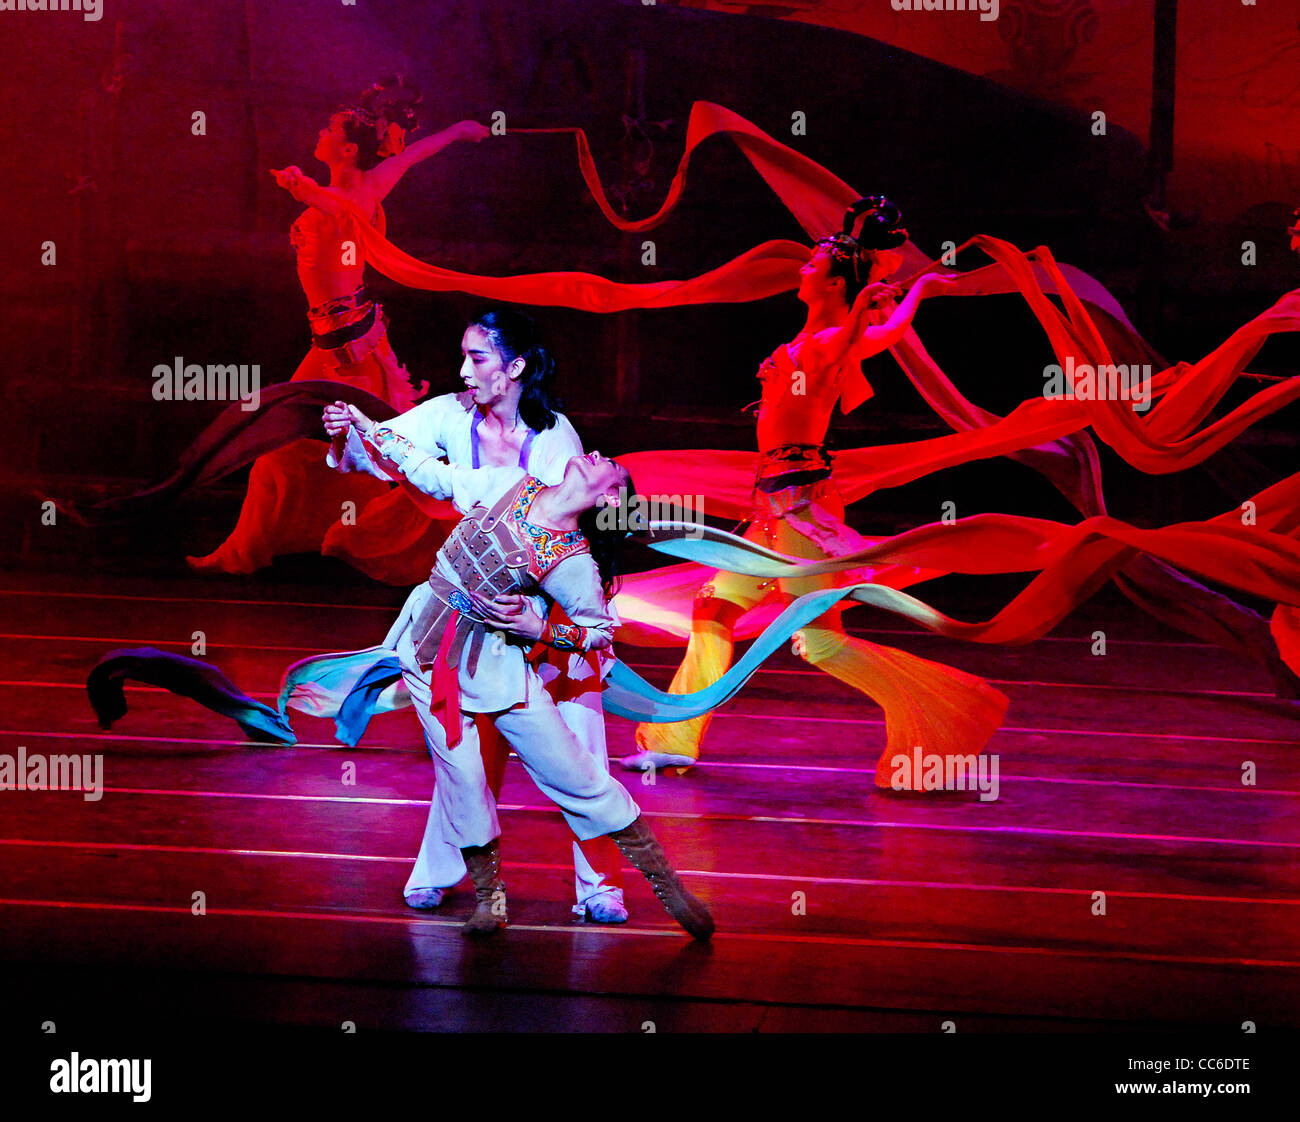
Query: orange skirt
187 333 452 584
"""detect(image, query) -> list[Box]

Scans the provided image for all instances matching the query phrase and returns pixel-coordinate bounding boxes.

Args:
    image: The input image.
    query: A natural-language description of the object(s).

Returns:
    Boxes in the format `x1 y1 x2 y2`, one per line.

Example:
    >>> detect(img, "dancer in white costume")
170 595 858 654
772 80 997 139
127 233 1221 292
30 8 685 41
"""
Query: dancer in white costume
325 309 628 922
323 412 713 939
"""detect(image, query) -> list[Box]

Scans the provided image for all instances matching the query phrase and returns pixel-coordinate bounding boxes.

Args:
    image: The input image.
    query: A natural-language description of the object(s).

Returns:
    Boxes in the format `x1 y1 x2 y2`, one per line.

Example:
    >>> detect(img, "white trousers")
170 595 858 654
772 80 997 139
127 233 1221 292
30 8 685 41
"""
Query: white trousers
398 626 638 901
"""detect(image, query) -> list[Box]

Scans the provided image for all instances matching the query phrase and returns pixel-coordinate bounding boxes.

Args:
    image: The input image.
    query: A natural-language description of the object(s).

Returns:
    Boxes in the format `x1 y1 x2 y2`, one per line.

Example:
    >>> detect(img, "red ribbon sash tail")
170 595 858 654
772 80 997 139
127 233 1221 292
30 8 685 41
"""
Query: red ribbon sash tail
429 610 462 748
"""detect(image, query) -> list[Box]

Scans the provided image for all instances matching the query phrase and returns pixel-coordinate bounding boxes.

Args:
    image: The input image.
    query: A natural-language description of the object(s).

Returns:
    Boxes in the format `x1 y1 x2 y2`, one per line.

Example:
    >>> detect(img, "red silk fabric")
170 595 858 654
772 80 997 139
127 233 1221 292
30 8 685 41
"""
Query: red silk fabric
341 100 1299 525
429 608 463 749
618 264 1300 522
320 102 1296 682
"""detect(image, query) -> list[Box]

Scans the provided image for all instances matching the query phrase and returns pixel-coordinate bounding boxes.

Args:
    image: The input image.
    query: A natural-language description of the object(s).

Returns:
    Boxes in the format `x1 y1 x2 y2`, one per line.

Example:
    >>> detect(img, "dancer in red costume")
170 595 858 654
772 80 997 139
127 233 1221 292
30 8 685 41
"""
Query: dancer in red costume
107 97 1294 704
187 76 489 575
624 198 1010 786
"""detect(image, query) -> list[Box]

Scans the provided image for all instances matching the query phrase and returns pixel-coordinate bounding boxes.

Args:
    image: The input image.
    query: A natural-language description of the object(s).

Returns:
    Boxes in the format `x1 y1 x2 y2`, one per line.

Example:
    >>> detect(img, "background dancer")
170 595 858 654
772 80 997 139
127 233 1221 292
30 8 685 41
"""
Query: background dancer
626 199 1009 786
188 76 489 576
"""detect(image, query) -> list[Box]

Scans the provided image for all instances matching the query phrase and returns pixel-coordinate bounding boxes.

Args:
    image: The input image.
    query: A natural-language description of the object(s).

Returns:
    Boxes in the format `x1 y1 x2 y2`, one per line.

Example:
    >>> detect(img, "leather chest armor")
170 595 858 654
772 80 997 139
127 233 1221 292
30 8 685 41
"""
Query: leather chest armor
411 476 588 670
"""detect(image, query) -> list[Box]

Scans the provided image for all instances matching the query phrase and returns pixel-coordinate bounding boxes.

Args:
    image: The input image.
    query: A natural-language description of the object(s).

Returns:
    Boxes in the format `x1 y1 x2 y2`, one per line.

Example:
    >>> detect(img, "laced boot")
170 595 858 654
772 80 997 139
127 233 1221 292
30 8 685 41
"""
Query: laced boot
460 839 507 936
606 815 713 941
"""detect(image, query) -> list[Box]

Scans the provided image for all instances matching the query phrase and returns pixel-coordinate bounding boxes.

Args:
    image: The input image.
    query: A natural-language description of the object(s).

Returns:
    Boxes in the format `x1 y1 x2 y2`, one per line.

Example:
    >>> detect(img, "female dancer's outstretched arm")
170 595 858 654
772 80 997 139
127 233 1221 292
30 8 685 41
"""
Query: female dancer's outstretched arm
362 119 490 201
269 166 352 219
800 271 957 375
270 120 489 216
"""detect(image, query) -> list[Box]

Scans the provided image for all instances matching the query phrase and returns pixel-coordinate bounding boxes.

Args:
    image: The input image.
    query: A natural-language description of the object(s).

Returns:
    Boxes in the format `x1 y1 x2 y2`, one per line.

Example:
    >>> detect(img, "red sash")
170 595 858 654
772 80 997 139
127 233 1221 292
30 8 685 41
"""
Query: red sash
428 609 462 748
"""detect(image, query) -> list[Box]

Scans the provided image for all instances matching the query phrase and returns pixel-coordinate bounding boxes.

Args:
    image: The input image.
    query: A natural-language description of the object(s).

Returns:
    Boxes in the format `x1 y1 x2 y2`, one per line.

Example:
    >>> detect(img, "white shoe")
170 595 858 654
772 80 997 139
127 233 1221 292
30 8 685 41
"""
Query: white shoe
618 750 696 772
574 892 629 924
405 887 445 909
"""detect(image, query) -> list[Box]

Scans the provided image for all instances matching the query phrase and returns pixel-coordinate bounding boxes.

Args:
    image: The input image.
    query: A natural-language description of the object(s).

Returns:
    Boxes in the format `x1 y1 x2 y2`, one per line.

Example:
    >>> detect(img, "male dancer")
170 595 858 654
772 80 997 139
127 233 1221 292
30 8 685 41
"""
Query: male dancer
326 309 629 922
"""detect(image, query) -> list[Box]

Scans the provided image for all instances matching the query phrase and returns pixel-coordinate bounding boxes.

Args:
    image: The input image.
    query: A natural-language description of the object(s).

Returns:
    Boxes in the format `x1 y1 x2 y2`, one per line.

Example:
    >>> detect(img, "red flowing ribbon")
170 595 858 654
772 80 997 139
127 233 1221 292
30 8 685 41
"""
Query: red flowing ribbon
428 609 462 749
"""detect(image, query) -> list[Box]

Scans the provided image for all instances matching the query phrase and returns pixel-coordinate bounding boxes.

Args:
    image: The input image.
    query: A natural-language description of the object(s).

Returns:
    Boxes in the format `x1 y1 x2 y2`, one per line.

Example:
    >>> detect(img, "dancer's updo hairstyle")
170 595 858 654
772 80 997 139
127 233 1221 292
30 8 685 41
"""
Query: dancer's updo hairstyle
816 196 908 304
468 308 562 432
338 75 422 171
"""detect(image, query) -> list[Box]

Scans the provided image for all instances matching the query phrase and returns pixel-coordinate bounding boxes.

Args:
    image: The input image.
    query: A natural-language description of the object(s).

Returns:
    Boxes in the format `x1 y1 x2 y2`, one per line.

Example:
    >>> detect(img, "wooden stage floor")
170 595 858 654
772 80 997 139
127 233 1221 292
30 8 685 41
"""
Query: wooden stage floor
1 568 1297 1033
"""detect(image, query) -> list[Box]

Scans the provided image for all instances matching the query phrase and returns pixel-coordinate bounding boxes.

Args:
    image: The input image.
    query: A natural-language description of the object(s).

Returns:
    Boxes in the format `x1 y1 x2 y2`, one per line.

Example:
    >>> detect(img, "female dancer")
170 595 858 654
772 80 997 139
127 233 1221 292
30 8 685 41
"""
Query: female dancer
325 309 629 924
188 76 490 575
627 198 1011 786
332 422 713 940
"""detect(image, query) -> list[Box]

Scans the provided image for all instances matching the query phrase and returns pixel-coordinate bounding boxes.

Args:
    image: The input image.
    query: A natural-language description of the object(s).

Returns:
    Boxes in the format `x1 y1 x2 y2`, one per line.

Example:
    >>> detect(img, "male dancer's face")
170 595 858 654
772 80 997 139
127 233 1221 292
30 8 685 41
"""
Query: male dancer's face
460 325 522 406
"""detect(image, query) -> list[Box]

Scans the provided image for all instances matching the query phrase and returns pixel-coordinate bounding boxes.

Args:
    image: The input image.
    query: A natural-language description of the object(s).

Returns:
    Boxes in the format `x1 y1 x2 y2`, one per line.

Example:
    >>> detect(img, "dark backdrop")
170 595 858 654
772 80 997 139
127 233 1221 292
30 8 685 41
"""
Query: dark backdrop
1 0 1293 573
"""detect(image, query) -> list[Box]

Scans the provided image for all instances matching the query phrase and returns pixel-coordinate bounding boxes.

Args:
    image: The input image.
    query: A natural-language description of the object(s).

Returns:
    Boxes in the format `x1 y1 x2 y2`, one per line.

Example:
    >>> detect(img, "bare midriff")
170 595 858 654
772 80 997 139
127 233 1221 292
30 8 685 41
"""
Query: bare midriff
290 204 377 309
754 340 846 452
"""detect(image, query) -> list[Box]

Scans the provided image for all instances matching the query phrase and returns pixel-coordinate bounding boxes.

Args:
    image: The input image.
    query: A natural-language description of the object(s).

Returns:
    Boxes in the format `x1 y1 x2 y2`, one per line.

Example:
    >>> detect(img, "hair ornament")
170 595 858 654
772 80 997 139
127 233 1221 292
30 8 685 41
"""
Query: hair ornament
815 196 908 286
378 121 406 158
339 75 421 159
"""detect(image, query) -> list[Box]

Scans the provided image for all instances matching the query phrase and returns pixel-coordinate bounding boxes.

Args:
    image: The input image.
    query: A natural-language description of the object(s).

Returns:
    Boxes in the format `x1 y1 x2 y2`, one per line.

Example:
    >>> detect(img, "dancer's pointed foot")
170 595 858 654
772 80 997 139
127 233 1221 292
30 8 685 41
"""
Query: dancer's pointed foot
618 750 697 773
632 720 700 773
185 551 253 576
574 891 628 925
607 815 713 941
404 887 446 910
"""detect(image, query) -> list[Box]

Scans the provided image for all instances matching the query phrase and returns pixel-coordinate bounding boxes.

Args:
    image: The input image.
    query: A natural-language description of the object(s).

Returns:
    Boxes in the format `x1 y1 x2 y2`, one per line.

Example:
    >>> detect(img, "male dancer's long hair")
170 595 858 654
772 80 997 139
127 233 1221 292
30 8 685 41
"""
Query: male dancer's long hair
469 308 563 432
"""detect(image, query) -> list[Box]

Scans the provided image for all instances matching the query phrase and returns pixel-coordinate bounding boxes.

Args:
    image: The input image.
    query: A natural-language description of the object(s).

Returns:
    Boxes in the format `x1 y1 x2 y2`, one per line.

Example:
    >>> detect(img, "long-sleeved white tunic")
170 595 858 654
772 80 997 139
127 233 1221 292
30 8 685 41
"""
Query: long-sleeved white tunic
327 390 583 503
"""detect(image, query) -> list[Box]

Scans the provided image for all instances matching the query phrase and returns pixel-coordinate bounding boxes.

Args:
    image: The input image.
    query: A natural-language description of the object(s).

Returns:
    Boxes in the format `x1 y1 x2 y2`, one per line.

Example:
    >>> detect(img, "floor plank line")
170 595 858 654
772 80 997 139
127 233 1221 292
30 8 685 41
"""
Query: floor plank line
3 897 1295 969
3 836 1296 907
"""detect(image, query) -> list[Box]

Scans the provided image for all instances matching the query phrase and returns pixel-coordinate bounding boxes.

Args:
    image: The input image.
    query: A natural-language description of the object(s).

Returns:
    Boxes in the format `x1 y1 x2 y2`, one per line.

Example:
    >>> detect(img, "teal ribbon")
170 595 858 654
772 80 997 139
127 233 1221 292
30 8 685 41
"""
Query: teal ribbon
605 522 941 722
276 522 939 735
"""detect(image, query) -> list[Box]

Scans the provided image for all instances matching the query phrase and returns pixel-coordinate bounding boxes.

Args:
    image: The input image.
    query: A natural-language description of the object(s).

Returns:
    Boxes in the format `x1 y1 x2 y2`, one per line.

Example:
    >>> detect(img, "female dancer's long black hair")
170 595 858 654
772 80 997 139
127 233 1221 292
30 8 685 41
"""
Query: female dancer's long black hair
577 467 641 599
469 308 564 432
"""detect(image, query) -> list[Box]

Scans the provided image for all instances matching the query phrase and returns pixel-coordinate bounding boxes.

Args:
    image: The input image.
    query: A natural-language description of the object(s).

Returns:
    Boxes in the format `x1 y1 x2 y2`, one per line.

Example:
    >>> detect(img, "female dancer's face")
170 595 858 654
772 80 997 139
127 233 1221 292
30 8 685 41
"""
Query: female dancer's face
315 114 357 168
563 451 630 509
460 325 523 405
797 246 845 307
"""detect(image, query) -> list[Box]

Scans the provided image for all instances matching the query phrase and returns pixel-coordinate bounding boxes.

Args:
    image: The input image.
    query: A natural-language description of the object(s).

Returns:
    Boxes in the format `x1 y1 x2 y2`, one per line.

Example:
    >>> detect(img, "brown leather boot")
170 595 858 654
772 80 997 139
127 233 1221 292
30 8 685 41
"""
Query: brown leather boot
460 839 507 936
607 815 714 941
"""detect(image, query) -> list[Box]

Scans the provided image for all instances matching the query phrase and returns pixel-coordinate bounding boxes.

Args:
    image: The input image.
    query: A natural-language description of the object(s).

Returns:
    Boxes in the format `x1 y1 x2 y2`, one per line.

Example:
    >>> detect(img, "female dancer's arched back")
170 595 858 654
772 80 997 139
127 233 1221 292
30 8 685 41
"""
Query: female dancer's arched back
627 199 1010 787
188 76 489 575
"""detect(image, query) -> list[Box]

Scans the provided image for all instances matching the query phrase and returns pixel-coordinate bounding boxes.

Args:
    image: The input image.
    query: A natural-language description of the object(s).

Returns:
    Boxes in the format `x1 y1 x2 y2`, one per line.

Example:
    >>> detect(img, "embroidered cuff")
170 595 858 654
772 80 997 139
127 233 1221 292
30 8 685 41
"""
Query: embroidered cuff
542 621 589 651
368 425 415 467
